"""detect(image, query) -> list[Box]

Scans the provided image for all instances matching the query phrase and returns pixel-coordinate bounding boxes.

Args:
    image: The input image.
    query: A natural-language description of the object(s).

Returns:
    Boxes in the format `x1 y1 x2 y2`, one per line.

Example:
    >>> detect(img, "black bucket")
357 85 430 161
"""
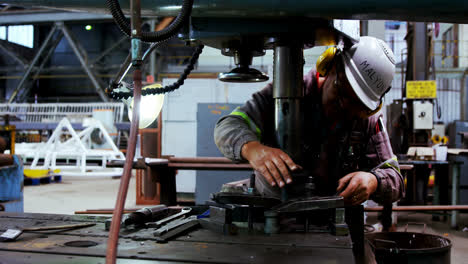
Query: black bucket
366 231 452 264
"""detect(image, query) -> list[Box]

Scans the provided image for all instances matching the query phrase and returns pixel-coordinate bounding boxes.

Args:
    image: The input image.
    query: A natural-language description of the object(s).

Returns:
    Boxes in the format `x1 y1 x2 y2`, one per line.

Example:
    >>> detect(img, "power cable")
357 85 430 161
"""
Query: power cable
106 0 193 43
109 44 204 100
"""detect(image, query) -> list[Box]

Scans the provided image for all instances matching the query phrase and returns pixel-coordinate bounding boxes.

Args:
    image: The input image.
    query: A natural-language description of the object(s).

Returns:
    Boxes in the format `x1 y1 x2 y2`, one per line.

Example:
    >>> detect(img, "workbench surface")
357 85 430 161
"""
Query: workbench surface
0 212 353 264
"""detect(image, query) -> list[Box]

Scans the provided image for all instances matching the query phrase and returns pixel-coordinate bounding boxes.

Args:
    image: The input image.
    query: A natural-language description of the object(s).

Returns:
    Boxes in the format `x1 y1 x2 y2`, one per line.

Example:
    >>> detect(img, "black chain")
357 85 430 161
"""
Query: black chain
109 44 204 100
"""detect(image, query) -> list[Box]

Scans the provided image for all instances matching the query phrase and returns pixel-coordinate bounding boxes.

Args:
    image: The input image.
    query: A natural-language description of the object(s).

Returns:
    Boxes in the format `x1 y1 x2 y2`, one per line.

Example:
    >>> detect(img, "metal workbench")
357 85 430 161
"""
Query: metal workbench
0 212 353 263
400 159 463 229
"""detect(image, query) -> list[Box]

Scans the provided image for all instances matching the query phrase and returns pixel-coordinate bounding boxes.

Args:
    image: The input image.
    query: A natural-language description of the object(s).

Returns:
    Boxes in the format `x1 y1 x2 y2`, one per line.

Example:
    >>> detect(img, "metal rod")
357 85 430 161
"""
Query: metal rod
23 222 95 231
0 42 27 67
130 0 142 65
113 160 252 170
106 1 142 263
106 70 142 264
399 164 414 170
0 64 123 73
452 164 460 229
110 42 159 90
111 20 171 89
61 22 109 102
0 74 119 80
167 163 252 170
8 23 57 103
75 210 137 215
0 71 220 80
142 42 160 63
168 157 235 163
149 19 157 80
114 54 132 85
364 205 468 212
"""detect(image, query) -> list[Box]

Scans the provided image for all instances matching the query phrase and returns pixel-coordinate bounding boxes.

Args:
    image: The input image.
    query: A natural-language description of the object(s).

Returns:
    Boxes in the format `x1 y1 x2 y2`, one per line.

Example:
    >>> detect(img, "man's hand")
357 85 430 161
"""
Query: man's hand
337 171 378 205
241 141 301 187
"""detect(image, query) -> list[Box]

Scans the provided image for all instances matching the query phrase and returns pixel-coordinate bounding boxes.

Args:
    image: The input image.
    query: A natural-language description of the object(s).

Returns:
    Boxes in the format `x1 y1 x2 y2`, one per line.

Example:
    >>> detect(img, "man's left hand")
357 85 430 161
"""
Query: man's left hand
337 172 378 205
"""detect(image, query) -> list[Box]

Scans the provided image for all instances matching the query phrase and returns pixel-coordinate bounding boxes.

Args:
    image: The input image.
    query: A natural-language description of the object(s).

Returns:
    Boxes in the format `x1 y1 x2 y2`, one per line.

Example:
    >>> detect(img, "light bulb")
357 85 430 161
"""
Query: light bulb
126 83 165 129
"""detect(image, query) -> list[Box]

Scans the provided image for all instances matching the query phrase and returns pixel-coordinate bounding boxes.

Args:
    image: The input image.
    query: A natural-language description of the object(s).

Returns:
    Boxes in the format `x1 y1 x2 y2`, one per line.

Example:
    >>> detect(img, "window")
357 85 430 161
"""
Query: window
7 25 34 48
442 27 453 59
384 21 407 64
385 21 402 30
442 25 458 68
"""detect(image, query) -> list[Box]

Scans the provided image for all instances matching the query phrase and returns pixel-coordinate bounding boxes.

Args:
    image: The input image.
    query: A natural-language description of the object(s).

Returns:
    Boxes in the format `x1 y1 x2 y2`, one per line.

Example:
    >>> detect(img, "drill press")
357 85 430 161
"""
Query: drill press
184 18 355 234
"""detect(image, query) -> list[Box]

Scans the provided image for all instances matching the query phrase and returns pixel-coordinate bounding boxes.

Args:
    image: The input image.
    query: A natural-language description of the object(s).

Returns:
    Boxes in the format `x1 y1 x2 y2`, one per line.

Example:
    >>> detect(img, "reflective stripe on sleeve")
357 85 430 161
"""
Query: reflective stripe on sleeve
375 156 401 173
230 108 262 140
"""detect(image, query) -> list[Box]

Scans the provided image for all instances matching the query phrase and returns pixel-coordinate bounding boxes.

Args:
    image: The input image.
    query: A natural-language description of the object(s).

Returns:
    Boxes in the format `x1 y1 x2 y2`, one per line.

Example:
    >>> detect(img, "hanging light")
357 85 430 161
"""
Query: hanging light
123 83 165 129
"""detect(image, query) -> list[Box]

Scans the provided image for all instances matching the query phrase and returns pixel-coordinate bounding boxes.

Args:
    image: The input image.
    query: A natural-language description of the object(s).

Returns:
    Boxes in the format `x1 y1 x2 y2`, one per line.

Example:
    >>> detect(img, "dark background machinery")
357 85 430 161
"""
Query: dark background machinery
448 121 468 204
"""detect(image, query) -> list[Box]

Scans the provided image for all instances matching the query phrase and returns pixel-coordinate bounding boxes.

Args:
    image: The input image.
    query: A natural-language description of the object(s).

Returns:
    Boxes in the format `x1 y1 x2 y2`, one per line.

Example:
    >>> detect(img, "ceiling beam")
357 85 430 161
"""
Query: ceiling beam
0 11 113 25
2 0 468 23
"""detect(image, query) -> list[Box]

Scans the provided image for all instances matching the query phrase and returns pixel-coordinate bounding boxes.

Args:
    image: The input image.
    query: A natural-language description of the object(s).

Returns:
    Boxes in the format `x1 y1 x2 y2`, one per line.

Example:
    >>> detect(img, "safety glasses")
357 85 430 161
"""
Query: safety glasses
333 70 375 118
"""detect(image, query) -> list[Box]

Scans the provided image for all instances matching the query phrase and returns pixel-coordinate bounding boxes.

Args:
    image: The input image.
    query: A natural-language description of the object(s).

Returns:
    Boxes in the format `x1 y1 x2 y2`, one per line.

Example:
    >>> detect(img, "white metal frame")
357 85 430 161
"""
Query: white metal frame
21 117 125 177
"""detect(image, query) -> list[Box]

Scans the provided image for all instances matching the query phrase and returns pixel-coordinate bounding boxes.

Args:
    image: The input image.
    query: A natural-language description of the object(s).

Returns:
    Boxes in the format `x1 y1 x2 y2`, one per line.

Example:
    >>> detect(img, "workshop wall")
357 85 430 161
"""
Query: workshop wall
161 78 267 193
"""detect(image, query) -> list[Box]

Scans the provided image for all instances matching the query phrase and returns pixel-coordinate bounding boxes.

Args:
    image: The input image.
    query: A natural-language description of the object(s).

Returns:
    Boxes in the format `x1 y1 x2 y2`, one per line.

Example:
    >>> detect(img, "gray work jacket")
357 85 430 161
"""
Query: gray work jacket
214 69 404 204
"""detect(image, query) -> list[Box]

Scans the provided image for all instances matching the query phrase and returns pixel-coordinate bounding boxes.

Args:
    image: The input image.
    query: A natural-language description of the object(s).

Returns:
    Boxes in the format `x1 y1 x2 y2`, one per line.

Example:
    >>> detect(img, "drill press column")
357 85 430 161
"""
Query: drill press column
273 44 304 201
273 44 304 162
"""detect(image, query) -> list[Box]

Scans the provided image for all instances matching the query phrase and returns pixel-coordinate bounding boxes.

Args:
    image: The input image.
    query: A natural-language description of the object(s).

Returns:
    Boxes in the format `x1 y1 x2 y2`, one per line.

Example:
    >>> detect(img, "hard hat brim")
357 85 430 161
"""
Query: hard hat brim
342 54 380 111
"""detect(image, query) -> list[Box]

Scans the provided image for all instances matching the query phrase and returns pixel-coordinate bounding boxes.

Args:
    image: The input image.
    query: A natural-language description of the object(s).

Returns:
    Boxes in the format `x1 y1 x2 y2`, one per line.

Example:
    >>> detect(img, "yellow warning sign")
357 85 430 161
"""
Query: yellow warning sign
406 80 437 99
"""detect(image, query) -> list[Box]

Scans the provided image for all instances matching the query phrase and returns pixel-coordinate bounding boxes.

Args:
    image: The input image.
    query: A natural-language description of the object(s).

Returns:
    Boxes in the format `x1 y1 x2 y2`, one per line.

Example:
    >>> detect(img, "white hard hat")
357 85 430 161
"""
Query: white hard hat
341 36 396 110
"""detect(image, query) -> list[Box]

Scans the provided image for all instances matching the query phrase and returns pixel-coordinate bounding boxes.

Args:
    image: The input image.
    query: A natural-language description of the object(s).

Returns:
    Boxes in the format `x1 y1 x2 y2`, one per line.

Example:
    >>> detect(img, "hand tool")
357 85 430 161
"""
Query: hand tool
122 205 168 227
154 215 200 242
105 205 171 231
150 207 192 228
154 215 197 236
0 222 96 242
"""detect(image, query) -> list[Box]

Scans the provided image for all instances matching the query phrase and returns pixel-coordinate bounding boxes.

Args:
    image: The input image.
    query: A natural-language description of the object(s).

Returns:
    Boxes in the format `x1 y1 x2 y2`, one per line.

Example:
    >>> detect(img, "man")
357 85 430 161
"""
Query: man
214 36 404 208
214 36 403 263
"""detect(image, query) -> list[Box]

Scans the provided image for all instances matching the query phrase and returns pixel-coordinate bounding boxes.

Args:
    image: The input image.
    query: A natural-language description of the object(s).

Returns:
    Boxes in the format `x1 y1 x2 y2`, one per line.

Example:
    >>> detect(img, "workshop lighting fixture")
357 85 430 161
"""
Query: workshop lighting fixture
124 83 165 129
85 25 93 31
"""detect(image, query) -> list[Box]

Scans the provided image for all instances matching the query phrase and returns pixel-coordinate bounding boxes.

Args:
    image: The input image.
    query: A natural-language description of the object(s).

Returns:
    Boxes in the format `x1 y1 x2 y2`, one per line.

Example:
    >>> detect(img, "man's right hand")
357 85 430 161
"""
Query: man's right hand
241 141 301 188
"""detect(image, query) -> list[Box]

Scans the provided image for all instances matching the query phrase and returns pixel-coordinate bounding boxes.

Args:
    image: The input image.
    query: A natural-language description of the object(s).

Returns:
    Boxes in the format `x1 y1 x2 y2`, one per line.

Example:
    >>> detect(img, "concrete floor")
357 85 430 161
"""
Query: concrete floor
24 175 138 215
23 177 468 263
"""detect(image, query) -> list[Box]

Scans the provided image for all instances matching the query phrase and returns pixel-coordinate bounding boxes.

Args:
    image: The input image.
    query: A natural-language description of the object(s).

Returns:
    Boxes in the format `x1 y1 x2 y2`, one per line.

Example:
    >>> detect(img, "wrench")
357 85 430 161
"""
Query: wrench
152 207 192 228
154 216 200 242
154 215 197 236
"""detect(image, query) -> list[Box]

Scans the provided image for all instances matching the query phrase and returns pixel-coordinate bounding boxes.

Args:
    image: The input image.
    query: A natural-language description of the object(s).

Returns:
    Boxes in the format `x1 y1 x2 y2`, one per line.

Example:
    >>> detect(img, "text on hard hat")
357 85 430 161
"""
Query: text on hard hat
359 60 385 90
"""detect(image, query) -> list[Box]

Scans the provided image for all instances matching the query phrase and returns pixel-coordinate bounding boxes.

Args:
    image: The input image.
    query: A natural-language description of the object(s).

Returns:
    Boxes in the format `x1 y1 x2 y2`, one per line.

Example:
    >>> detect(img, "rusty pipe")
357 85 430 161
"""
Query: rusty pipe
365 205 468 212
167 163 252 170
105 70 142 264
75 210 138 215
106 0 143 262
168 157 235 164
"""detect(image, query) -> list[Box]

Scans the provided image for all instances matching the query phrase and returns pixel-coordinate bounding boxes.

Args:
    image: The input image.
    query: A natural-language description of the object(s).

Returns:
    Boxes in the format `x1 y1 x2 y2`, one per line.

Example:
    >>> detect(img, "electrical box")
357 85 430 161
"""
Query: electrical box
413 100 433 130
